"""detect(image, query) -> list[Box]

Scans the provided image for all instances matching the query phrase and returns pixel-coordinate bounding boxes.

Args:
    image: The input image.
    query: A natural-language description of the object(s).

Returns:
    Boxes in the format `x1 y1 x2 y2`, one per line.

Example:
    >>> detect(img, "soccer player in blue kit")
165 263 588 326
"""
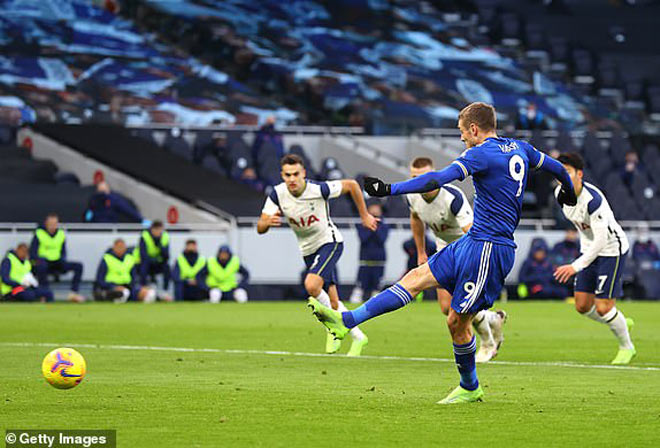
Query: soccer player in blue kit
308 102 578 404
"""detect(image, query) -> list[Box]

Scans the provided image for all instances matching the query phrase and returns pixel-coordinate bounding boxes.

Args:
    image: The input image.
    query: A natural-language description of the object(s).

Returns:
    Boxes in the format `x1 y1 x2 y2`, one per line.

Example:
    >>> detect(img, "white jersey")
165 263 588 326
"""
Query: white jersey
406 184 473 250
555 181 629 272
262 180 344 256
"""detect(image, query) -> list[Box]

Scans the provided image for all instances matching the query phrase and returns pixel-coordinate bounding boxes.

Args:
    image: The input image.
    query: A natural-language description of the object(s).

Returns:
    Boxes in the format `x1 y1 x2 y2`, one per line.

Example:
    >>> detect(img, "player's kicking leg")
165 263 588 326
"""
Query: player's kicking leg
575 292 635 364
438 289 505 363
328 285 368 357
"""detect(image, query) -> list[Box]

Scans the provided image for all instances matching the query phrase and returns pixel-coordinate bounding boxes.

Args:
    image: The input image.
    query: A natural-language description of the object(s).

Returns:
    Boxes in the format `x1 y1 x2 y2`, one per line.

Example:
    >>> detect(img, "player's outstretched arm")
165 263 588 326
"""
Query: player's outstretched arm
341 179 379 231
364 164 464 197
256 212 282 234
534 152 577 206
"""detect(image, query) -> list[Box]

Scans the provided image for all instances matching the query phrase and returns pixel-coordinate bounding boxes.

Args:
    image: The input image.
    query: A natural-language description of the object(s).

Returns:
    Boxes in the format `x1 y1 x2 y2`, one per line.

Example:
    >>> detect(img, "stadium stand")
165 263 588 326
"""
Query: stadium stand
0 141 95 222
34 124 266 217
0 0 298 127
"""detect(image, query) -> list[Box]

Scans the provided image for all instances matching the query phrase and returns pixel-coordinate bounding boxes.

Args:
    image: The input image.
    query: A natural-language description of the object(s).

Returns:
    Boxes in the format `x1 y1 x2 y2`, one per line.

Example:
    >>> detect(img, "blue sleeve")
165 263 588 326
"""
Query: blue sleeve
129 265 137 288
61 240 67 261
531 149 574 191
238 265 250 287
375 222 389 244
161 240 170 262
139 238 148 262
29 235 39 260
96 259 112 289
172 263 181 282
357 225 371 242
391 164 463 195
523 142 544 171
1 258 20 287
196 266 208 285
112 194 143 222
454 148 489 178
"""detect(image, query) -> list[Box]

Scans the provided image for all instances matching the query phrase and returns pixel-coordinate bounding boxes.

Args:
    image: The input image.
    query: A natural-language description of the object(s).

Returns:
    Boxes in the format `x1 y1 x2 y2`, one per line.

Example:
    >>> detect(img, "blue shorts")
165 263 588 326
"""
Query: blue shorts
303 242 343 286
575 252 627 299
428 235 515 314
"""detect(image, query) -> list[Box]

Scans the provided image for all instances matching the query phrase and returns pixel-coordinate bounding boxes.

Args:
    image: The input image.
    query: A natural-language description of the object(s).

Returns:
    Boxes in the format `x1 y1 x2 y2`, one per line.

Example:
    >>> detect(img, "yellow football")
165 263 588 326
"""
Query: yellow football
42 348 86 389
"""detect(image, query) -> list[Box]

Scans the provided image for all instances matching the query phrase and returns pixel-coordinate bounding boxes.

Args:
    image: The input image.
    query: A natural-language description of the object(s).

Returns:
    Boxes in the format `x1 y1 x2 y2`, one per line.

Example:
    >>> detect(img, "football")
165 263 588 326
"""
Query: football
41 348 86 389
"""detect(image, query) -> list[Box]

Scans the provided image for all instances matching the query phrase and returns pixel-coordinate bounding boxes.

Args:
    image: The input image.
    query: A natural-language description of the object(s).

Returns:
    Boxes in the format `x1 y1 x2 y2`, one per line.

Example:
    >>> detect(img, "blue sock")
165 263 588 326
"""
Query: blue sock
453 335 479 391
342 283 412 328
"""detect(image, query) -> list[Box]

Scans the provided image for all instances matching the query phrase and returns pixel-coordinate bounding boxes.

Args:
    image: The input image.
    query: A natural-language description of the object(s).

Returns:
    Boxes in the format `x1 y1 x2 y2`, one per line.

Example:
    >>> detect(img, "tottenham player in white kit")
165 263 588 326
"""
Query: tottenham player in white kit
405 157 507 363
257 154 378 356
553 153 636 365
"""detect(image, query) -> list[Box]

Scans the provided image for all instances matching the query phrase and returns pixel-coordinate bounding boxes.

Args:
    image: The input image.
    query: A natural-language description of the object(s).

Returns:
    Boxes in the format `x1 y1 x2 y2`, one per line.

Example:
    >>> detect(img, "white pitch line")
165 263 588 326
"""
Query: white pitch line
2 341 659 372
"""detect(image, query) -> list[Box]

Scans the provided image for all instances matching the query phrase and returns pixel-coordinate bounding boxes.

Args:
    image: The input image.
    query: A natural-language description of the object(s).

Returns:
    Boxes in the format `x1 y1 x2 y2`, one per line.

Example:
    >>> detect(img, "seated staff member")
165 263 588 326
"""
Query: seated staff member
30 213 84 302
172 239 207 301
94 239 156 303
1 243 53 302
204 245 250 303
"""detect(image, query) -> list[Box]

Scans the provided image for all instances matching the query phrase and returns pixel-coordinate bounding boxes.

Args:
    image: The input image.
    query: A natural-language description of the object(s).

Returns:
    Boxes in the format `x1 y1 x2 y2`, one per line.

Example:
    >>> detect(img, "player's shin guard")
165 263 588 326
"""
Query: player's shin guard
342 283 412 328
453 335 479 391
600 307 634 350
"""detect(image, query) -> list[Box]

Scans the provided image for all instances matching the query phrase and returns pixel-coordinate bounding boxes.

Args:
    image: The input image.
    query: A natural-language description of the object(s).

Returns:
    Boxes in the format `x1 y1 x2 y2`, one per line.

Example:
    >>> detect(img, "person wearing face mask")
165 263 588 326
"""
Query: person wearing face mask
172 239 206 301
204 245 250 303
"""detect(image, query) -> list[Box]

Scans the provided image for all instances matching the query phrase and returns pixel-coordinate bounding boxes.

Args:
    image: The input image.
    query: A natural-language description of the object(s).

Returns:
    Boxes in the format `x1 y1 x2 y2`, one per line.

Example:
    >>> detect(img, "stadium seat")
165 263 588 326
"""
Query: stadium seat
289 145 317 179
609 131 632 164
201 155 225 175
320 158 345 181
555 130 577 153
384 196 409 218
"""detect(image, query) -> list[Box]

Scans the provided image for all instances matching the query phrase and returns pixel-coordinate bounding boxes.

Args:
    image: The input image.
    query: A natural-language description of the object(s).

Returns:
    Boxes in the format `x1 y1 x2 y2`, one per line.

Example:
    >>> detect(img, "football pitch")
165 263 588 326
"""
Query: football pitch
2 301 660 447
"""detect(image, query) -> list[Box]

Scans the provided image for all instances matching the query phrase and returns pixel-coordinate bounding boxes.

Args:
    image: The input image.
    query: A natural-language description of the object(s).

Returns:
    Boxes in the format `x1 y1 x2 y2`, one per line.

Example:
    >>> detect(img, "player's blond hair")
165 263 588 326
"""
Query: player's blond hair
458 102 497 132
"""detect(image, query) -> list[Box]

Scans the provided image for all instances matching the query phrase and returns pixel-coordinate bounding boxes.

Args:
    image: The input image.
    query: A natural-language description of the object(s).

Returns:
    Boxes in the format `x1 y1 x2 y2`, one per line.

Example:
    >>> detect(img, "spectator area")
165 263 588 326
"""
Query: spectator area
0 142 95 222
35 124 267 217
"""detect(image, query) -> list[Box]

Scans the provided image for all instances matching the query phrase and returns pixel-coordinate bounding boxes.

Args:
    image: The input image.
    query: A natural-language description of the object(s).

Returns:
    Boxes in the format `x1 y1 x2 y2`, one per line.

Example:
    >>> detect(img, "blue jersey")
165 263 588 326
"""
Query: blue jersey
452 137 544 247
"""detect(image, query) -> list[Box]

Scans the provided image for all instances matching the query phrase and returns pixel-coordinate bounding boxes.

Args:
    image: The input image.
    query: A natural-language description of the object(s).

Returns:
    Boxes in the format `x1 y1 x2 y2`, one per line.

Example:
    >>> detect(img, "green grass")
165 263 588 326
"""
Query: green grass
2 301 660 447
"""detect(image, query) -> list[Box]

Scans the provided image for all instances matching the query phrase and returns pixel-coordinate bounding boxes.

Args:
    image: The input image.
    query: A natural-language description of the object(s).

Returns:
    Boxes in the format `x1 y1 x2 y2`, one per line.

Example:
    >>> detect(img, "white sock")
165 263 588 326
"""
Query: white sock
473 310 494 346
581 305 605 323
600 307 634 350
337 301 366 341
315 290 331 308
